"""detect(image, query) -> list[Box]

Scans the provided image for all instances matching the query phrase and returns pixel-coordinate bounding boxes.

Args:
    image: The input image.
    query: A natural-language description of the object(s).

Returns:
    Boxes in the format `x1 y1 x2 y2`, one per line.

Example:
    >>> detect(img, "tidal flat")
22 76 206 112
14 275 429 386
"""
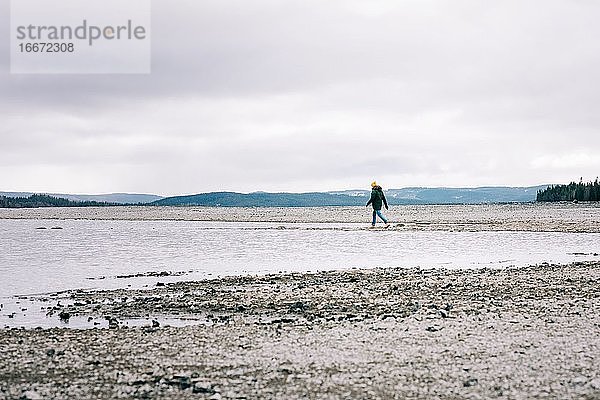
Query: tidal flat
1 262 599 399
1 203 599 399
1 202 600 232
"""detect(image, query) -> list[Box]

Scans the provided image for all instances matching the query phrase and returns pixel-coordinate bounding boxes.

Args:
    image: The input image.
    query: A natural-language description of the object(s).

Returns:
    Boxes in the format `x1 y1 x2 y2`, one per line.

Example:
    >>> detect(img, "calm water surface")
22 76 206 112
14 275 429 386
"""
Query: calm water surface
2 219 600 298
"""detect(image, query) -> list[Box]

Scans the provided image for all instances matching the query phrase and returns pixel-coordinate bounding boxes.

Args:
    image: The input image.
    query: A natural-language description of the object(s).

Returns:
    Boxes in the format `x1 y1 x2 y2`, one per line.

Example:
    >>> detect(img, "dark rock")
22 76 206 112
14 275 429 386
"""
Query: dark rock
439 310 449 318
58 311 70 321
411 301 421 312
152 319 160 328
464 377 478 387
426 325 442 332
289 301 309 312
156 282 165 287
165 375 192 390
271 318 296 324
174 375 191 390
46 348 56 357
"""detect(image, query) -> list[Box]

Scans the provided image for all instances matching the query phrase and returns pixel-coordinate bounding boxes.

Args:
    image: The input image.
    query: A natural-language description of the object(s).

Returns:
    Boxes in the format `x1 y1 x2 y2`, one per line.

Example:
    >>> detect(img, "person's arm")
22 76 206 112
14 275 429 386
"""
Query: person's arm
366 192 373 207
382 192 389 209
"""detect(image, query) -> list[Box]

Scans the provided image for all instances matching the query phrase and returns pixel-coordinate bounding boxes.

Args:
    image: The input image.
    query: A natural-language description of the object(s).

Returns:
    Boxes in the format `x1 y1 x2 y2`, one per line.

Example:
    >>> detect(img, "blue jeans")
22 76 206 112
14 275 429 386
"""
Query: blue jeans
372 210 388 225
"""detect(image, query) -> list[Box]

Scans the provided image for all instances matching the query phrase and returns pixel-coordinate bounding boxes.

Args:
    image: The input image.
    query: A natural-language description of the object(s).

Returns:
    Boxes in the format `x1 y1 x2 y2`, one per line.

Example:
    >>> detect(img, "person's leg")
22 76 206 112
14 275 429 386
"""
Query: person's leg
376 210 388 224
372 210 376 226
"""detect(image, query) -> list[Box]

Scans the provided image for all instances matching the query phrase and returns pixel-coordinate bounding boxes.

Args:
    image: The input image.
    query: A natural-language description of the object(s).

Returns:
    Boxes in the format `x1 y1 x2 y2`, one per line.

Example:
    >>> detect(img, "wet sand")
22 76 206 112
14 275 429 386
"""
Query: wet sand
1 262 599 399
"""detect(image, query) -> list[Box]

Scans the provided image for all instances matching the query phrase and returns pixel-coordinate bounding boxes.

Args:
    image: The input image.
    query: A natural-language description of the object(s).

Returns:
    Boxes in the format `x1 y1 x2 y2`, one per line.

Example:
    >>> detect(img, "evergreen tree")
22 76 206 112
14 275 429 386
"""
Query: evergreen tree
537 179 600 202
0 194 117 208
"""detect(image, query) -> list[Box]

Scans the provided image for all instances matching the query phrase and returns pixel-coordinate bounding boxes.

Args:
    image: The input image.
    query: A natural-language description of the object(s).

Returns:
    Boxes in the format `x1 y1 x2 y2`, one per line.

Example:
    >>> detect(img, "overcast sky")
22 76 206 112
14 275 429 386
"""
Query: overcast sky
1 0 600 195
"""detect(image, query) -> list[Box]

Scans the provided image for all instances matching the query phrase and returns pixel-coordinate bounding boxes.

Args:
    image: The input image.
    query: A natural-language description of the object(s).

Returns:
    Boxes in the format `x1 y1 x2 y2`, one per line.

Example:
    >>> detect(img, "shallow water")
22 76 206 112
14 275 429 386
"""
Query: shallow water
2 218 600 300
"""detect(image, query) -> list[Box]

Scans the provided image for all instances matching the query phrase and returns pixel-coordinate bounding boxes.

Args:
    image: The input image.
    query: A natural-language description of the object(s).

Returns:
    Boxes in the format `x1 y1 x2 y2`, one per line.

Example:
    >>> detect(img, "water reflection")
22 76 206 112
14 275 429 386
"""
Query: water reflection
1 219 599 300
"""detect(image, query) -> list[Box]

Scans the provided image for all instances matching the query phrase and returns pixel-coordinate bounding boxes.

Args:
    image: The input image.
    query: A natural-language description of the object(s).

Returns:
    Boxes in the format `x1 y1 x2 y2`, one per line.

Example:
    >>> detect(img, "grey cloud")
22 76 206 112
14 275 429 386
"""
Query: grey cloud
1 0 600 193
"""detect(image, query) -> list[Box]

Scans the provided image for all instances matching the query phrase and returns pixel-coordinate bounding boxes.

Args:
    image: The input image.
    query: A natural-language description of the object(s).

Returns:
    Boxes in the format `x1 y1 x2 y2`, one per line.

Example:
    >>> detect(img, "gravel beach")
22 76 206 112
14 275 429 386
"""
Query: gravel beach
1 262 599 399
2 203 600 232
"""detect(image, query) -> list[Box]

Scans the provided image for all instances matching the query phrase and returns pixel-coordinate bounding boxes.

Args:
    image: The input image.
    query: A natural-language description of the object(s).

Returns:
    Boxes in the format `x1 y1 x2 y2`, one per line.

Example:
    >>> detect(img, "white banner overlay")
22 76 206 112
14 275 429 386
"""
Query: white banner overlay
10 0 151 74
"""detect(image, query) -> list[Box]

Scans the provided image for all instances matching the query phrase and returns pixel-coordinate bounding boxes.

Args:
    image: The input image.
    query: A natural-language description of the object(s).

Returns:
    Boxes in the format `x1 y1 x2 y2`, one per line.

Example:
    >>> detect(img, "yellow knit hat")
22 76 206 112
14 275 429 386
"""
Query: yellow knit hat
371 181 377 188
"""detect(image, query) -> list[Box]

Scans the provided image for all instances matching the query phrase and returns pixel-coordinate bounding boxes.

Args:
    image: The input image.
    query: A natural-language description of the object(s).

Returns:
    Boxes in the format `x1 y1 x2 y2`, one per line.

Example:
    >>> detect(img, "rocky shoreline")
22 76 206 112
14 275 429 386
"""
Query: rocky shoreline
1 262 599 399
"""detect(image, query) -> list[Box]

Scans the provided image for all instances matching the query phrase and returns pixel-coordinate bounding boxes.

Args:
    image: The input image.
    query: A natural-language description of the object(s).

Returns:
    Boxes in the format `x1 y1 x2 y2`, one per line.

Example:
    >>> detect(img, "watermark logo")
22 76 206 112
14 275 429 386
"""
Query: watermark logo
10 0 151 74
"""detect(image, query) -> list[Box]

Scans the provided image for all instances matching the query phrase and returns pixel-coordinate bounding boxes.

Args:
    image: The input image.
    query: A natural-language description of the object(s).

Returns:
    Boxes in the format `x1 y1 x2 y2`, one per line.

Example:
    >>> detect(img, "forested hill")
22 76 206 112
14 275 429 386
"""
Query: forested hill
151 192 363 207
537 180 600 202
0 194 115 208
0 192 162 204
1 186 552 208
151 186 547 207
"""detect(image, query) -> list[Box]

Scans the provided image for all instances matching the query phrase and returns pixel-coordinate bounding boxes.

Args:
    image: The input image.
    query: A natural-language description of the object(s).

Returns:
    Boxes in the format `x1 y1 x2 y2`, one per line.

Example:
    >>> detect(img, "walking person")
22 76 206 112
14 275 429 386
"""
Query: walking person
366 181 390 227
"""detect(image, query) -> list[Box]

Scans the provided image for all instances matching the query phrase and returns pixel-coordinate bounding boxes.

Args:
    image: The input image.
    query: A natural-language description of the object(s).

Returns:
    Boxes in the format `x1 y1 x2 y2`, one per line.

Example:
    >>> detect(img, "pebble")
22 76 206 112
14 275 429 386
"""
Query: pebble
193 381 216 394
463 377 478 387
21 391 42 400
571 376 588 385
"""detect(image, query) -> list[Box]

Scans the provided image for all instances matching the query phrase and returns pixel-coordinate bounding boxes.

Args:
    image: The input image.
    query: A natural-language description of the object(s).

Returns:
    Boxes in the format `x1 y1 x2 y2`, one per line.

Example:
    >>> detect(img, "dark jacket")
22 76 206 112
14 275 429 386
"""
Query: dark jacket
366 186 388 211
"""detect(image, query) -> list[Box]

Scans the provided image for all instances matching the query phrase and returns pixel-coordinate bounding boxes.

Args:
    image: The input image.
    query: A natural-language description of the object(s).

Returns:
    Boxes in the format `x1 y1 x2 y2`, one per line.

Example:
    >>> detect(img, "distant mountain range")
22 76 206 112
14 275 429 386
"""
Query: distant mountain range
0 192 163 204
151 186 549 207
1 186 550 207
330 186 549 204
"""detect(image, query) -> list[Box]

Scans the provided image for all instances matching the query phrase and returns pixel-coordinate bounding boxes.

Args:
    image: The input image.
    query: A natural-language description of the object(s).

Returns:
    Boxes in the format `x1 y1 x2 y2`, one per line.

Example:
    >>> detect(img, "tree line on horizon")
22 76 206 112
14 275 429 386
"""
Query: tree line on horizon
536 179 600 202
3 185 598 207
0 194 115 208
